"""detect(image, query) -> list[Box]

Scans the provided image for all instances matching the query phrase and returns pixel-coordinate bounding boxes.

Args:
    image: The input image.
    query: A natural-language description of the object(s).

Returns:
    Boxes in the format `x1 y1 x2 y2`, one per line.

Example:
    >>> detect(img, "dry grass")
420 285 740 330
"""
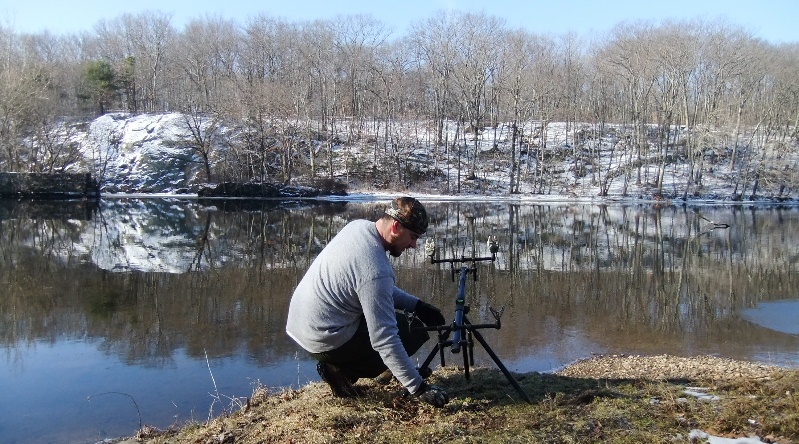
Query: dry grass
132 356 799 444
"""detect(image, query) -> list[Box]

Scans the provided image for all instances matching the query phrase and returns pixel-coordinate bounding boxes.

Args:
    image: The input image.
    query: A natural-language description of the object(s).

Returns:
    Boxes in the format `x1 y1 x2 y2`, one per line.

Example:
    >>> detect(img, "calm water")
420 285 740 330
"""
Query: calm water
2 198 798 443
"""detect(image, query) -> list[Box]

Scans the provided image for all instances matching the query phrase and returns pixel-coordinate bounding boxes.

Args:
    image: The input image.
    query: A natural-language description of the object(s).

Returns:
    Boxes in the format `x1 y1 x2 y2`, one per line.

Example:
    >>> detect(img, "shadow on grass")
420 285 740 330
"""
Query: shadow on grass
424 366 696 406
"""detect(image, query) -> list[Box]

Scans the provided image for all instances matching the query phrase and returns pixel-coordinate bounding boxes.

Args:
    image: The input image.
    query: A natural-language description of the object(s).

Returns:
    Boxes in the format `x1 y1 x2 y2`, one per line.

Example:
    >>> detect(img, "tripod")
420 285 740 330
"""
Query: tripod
416 239 532 404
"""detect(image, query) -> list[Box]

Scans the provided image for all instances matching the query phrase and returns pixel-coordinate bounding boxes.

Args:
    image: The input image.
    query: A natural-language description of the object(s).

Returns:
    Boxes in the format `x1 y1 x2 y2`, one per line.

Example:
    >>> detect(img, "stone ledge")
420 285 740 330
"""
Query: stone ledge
196 182 347 198
0 172 100 199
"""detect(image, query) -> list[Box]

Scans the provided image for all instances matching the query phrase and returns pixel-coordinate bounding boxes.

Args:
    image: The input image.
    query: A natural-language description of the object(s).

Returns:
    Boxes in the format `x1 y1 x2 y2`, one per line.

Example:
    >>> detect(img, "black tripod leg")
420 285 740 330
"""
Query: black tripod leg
468 330 475 366
420 342 441 372
420 330 451 372
462 339 470 379
464 318 533 404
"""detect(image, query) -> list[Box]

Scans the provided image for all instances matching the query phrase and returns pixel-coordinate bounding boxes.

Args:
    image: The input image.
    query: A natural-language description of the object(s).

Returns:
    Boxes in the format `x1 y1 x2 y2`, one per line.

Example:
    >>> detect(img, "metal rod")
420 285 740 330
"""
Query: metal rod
464 315 533 404
450 266 469 354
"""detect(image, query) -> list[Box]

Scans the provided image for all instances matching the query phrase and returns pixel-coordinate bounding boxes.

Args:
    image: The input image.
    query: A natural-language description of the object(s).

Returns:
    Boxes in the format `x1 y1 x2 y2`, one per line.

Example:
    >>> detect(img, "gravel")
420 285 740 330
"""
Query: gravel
555 354 786 381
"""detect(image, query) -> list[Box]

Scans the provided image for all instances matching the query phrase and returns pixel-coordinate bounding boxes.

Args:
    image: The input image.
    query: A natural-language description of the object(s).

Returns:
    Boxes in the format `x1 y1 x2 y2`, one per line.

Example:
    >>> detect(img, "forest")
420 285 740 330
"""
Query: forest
1 10 798 198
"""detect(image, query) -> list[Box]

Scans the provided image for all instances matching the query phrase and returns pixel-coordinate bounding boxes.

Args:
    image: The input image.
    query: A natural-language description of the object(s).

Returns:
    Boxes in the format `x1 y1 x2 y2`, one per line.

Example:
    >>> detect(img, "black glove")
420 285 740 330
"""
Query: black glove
414 300 446 327
414 382 450 408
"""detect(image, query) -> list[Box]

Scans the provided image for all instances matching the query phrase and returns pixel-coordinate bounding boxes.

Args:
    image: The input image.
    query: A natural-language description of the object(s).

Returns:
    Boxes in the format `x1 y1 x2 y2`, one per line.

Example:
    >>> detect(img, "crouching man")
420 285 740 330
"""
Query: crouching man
286 197 449 407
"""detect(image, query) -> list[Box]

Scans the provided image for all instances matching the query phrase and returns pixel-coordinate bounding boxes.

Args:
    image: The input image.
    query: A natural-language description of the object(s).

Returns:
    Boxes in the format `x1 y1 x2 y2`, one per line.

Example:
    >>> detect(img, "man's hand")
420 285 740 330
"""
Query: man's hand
414 382 450 408
414 300 446 327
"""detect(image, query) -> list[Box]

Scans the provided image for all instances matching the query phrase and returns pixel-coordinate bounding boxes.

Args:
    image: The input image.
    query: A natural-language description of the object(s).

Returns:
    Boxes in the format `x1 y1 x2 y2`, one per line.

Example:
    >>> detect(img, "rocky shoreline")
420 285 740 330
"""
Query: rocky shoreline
195 181 347 198
0 172 100 198
555 354 786 380
0 172 346 200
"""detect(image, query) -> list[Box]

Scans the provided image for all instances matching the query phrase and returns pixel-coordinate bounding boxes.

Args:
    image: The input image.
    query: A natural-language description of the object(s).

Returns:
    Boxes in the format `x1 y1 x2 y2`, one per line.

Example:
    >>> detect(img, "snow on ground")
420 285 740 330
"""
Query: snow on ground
690 429 770 444
331 117 797 204
68 112 798 203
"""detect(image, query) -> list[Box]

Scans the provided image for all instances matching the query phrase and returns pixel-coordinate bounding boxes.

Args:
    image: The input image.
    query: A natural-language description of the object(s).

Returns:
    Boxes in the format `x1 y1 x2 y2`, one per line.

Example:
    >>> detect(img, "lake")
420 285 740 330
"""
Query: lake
1 197 798 443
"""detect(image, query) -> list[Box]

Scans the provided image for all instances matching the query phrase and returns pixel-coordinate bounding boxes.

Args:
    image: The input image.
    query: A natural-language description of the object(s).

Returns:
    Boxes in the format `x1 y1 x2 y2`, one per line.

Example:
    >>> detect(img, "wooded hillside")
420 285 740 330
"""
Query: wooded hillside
1 12 797 198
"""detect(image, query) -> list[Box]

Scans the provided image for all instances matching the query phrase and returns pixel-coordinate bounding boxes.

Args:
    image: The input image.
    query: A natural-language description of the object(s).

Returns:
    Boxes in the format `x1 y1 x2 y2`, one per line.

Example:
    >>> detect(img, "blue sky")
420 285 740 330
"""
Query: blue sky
2 0 797 44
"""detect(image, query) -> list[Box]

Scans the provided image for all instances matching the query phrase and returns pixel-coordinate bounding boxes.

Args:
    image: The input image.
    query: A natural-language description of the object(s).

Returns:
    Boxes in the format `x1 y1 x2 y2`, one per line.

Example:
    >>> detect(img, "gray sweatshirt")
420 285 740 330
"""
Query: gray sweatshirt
286 219 423 393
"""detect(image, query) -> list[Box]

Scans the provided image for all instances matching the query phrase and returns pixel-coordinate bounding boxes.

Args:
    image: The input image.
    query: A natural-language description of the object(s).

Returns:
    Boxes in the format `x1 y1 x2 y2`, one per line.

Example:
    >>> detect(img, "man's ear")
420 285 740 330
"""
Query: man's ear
389 219 403 234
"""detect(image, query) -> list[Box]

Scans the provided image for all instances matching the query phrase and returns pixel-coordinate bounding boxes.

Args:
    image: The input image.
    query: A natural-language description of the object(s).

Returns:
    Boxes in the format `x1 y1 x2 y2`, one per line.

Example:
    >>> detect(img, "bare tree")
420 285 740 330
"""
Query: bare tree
181 111 222 182
448 12 505 179
496 29 544 194
176 16 240 112
120 11 175 112
332 15 390 125
365 39 416 186
408 13 458 147
0 29 72 172
597 22 659 194
650 22 701 194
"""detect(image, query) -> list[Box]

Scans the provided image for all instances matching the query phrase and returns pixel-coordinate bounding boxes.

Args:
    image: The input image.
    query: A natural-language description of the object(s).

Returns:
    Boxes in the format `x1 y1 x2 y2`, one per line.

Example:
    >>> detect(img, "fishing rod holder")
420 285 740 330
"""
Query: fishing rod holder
413 237 531 403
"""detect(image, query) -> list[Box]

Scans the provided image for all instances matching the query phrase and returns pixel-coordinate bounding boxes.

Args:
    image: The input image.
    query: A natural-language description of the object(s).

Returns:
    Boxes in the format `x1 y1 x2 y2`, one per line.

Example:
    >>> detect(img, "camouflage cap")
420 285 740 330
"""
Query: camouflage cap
385 196 428 234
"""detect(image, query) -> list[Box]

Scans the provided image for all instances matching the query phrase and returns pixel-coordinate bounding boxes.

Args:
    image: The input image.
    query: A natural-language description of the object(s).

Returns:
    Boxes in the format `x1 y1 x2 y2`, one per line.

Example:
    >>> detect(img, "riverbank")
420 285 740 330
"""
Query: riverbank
119 354 798 444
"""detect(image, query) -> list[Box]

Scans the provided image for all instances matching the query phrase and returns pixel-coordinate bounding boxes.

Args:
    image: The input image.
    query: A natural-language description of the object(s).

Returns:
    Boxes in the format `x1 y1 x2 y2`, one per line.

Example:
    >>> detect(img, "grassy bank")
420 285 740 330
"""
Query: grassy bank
131 355 798 443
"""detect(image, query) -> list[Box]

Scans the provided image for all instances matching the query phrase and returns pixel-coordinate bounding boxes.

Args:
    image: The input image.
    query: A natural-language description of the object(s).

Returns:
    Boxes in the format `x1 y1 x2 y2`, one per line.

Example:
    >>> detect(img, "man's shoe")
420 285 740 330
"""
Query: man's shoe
374 369 394 385
316 362 361 398
418 366 433 379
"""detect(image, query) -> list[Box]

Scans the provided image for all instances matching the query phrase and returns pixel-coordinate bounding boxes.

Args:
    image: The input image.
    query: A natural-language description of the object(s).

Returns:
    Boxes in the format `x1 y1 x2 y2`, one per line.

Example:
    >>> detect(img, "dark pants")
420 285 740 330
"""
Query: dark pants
309 313 429 381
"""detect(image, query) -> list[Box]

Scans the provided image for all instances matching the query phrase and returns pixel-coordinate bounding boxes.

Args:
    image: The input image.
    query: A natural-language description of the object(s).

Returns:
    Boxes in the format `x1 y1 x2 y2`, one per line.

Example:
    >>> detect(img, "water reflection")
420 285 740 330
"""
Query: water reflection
1 198 798 443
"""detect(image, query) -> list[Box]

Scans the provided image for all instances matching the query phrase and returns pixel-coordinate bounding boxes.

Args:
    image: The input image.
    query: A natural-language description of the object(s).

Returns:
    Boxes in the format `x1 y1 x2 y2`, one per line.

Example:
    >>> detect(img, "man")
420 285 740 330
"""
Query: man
286 196 449 407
